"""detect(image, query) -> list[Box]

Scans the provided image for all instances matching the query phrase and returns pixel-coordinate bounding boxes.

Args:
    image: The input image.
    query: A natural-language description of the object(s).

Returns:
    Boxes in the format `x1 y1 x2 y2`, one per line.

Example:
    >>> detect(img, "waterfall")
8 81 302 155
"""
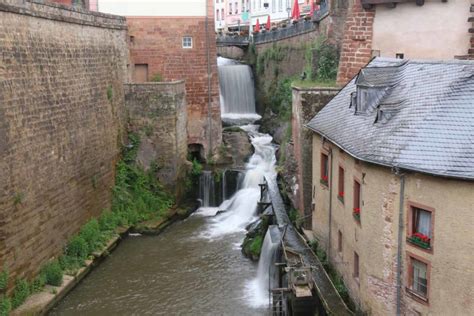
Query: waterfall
198 128 276 237
218 57 261 125
249 225 281 307
199 171 215 207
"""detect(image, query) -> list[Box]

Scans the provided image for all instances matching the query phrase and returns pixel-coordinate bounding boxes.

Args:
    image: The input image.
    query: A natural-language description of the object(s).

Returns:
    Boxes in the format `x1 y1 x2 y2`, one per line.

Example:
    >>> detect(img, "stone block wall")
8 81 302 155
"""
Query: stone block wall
125 82 188 200
127 14 221 158
0 0 128 283
336 0 374 85
292 87 339 227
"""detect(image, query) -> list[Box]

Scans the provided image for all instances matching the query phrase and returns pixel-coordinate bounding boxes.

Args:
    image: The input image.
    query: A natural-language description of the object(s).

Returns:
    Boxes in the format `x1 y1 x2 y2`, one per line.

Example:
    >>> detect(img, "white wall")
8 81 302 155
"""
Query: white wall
98 0 207 16
372 0 471 59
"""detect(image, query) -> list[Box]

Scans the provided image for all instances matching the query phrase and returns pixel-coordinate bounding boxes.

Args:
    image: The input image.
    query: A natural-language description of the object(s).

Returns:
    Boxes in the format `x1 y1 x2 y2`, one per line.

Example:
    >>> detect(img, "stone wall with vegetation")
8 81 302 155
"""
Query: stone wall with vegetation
291 87 339 226
0 0 128 291
125 82 188 200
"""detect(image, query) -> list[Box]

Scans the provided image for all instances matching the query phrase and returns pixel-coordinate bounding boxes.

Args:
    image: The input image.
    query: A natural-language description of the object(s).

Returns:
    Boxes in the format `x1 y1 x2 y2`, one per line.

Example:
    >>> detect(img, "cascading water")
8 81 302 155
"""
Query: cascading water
218 57 261 125
199 170 215 207
249 225 282 307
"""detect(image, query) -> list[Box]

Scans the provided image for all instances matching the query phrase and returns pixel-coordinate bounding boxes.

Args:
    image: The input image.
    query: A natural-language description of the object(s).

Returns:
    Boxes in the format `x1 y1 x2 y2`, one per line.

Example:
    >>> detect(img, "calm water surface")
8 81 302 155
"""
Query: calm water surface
50 215 269 316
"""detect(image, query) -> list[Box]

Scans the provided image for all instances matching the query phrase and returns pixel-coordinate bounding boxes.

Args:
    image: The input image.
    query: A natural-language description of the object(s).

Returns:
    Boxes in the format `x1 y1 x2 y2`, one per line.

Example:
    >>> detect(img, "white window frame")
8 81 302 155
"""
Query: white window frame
182 36 193 49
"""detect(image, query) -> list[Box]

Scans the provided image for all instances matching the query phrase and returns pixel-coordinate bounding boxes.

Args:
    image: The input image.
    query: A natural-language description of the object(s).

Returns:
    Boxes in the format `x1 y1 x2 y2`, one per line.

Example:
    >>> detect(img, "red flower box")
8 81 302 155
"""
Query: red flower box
338 192 344 197
408 233 431 249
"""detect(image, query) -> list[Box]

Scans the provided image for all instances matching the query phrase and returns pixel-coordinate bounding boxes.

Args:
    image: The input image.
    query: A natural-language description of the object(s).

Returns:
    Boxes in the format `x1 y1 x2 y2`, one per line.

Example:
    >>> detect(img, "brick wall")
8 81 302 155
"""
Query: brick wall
0 0 128 283
336 0 374 85
127 12 221 158
125 82 188 200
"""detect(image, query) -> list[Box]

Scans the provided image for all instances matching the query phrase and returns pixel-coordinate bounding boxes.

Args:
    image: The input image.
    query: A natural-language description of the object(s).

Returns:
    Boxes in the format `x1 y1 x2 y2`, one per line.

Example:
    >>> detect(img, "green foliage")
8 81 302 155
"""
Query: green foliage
42 262 63 287
58 255 83 274
123 133 140 164
303 36 339 82
80 219 104 253
11 279 30 309
13 192 24 206
0 269 8 291
249 235 263 257
191 159 203 177
0 297 11 316
30 273 46 293
269 77 293 119
256 44 288 76
106 85 113 101
150 73 163 82
66 236 89 261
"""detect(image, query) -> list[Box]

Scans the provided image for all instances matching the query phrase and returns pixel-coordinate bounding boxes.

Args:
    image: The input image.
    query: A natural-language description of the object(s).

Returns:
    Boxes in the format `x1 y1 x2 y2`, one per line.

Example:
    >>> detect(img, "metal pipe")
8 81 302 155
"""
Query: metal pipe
327 147 333 259
394 167 405 316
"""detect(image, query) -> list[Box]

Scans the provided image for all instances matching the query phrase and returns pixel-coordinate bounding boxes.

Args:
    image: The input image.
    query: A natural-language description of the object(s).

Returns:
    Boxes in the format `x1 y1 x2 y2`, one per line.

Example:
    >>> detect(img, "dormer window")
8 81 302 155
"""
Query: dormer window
353 87 386 115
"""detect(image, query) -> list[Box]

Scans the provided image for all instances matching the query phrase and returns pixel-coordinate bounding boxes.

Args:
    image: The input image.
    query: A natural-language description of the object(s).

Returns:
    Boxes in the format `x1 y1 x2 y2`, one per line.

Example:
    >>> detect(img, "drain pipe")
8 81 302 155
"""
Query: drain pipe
327 146 333 259
205 0 213 159
394 167 405 316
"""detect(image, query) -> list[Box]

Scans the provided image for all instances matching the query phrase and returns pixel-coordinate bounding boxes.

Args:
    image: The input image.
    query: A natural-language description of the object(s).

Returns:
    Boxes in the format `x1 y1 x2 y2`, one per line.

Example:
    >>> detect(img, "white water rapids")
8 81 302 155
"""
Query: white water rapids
195 124 278 308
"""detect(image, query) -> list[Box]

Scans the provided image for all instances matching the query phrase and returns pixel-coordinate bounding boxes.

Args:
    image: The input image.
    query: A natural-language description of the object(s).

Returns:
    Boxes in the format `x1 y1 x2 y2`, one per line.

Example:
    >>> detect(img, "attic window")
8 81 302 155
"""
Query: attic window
357 88 370 113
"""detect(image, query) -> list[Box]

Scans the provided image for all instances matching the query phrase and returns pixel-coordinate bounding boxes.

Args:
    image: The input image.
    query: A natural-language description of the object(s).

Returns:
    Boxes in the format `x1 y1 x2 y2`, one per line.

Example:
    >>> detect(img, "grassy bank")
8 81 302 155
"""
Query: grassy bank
0 134 175 316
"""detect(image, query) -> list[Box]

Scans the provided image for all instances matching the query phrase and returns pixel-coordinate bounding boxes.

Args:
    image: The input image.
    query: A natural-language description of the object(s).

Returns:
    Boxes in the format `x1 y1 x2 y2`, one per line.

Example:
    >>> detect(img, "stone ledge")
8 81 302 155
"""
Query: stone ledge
0 0 127 30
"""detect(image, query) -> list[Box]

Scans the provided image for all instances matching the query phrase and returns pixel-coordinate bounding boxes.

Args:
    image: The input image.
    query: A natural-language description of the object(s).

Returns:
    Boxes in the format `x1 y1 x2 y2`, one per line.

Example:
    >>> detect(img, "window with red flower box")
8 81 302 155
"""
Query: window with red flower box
407 204 434 250
320 152 329 186
353 180 361 222
338 166 344 203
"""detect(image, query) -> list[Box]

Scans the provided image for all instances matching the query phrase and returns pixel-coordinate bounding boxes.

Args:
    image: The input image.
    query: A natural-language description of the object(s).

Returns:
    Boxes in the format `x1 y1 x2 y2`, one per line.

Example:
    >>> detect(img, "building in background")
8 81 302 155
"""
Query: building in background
215 0 226 32
337 0 472 85
99 0 222 158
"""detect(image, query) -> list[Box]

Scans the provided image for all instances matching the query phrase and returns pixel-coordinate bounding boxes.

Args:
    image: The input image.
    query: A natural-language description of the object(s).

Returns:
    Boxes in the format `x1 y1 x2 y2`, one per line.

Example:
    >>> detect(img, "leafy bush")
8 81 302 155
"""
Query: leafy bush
30 273 46 293
11 279 30 309
191 159 203 177
80 219 103 253
65 236 89 261
42 262 63 287
0 296 11 316
0 269 8 291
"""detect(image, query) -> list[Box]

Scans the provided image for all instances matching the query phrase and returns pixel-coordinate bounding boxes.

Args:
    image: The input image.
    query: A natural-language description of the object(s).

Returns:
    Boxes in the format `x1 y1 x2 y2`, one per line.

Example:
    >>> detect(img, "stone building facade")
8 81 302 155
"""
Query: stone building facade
337 0 473 85
124 0 222 159
307 58 474 315
0 0 129 282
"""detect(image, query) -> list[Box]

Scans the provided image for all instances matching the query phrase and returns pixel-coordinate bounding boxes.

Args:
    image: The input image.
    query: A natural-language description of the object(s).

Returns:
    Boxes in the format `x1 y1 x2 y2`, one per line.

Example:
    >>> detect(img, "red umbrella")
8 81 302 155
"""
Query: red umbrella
309 1 315 16
254 18 260 32
266 15 271 30
291 0 300 20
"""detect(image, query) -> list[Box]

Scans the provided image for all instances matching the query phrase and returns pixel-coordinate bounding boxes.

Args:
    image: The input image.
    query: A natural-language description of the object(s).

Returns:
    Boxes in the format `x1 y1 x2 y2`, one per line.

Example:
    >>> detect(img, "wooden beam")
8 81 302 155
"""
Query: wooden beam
361 0 433 8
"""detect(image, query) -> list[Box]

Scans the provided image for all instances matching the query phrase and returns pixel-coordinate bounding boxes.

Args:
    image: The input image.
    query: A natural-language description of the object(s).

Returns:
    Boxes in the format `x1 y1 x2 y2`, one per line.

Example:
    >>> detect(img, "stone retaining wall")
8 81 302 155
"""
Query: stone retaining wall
0 0 129 283
125 82 188 200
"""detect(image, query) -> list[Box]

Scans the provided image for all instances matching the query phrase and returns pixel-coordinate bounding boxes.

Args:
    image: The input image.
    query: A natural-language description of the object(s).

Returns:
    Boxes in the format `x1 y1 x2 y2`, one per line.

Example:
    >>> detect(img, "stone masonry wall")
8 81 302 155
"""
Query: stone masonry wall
336 0 374 85
292 87 339 227
0 0 128 283
127 12 221 158
125 82 188 200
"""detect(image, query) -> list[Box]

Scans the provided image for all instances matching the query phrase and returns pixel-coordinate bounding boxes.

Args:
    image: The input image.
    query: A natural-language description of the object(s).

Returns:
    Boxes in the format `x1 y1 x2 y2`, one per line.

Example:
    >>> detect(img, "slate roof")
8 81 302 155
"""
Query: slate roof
306 58 474 180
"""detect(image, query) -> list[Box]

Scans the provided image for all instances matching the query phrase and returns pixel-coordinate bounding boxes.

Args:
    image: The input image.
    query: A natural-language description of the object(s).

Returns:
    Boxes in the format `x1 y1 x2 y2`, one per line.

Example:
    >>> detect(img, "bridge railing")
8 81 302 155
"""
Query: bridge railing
216 36 250 47
216 0 329 47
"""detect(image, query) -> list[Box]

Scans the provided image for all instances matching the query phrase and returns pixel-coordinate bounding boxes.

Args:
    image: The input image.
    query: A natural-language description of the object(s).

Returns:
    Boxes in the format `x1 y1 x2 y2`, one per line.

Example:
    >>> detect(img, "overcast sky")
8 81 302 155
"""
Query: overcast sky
98 0 206 16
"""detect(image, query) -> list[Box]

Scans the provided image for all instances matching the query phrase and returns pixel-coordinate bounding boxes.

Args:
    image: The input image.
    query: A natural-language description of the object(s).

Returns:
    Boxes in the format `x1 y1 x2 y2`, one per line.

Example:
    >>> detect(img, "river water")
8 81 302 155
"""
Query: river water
50 127 276 316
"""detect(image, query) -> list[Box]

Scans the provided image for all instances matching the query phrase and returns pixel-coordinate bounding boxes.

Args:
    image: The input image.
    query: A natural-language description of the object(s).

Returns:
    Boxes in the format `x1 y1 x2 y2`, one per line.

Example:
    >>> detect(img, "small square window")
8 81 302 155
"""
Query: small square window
182 37 193 49
396 53 404 59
